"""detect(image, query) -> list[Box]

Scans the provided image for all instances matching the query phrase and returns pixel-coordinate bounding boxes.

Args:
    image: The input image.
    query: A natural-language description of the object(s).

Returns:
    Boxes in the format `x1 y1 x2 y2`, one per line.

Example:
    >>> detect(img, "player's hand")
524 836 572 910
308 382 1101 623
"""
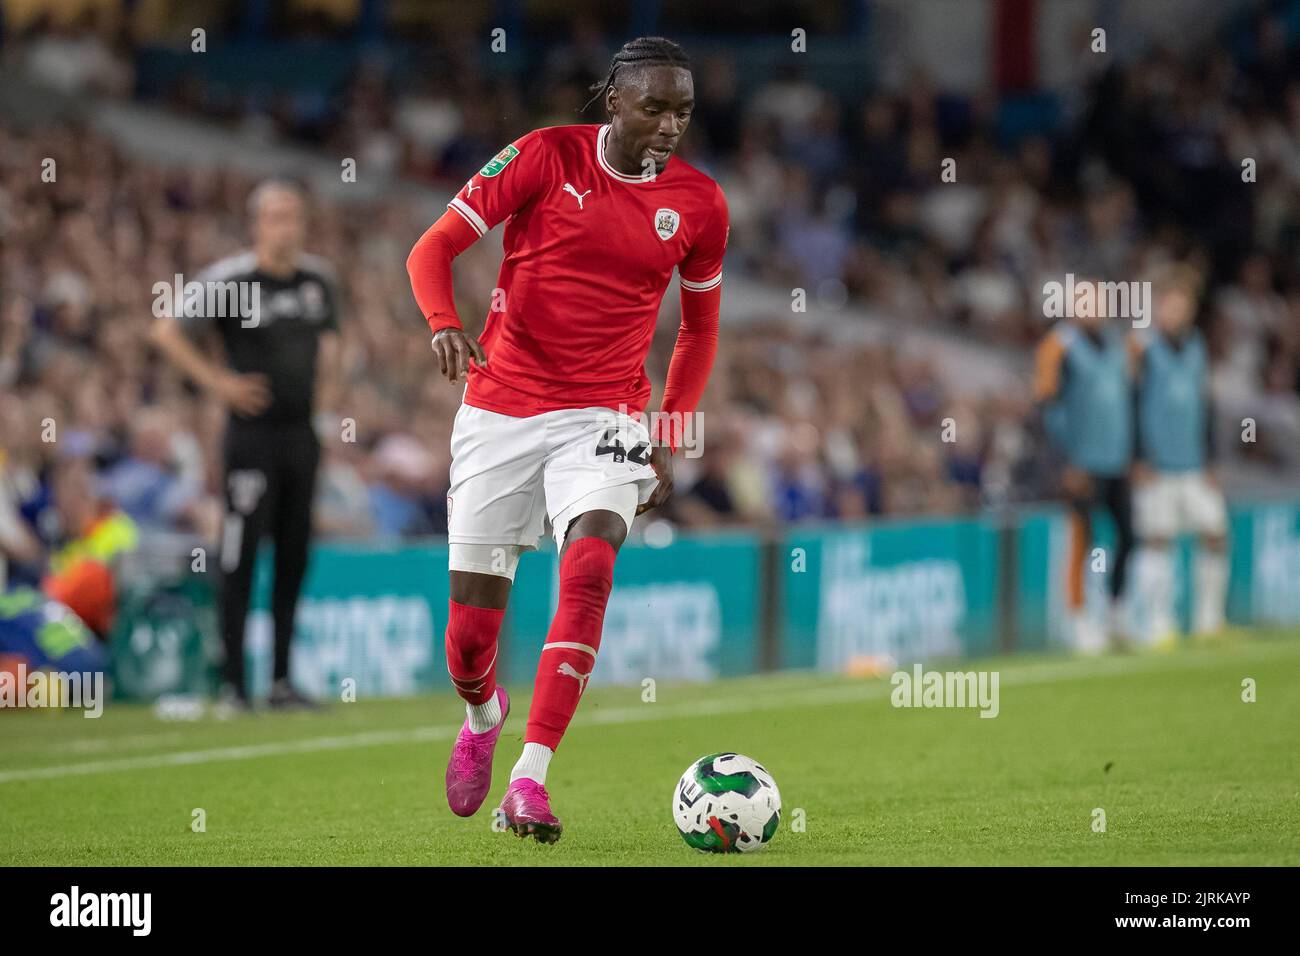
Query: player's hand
313 411 339 446
215 371 272 417
1131 461 1155 486
1061 466 1092 499
431 328 487 384
636 444 674 516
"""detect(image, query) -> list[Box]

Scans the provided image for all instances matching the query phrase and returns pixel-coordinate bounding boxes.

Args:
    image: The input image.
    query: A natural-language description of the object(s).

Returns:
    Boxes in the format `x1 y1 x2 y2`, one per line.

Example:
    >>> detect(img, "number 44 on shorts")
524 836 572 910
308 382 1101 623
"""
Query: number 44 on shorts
595 427 651 466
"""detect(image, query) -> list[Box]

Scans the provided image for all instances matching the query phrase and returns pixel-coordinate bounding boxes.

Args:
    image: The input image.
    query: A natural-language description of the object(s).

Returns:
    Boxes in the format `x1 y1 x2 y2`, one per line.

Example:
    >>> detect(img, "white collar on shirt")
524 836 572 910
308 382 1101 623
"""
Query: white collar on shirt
596 124 658 184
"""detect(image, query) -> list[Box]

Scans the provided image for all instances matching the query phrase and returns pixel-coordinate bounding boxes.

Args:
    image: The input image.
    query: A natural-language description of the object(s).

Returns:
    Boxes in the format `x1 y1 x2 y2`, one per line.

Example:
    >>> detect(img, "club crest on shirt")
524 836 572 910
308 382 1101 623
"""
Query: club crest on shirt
654 208 680 240
480 144 519 178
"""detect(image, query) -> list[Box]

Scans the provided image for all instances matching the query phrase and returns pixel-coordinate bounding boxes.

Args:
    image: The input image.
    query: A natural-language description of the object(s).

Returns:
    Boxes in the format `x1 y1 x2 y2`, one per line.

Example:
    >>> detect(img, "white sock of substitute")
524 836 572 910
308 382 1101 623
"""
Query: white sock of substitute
1107 596 1128 642
1138 546 1175 643
1194 550 1228 634
1071 609 1106 653
510 742 553 784
467 694 502 734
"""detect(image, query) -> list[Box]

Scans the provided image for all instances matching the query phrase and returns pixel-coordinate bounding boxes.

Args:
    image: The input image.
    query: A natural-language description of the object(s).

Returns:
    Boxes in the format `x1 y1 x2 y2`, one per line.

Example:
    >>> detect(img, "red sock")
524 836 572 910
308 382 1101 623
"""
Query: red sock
445 599 505 705
525 537 617 750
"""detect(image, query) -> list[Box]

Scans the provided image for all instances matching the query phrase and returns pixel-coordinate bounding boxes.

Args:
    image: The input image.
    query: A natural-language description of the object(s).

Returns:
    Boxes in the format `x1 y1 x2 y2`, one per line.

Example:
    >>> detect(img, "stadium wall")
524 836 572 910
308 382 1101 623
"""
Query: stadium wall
107 497 1300 701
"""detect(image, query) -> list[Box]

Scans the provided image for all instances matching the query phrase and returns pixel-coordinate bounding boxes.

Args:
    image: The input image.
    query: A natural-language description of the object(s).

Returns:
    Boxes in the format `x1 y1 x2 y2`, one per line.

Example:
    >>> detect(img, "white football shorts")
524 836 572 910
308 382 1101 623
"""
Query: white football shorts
1134 470 1227 540
446 402 659 558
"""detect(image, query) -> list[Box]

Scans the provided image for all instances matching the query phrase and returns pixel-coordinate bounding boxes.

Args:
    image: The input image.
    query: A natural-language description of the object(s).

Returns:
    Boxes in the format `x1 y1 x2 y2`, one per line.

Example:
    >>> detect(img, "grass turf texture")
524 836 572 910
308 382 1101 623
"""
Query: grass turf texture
1 632 1297 866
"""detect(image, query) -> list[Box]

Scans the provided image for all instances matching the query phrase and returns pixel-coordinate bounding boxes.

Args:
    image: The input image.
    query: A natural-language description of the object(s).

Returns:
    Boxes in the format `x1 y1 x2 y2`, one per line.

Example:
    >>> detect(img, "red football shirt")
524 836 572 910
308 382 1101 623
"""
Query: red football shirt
445 123 729 418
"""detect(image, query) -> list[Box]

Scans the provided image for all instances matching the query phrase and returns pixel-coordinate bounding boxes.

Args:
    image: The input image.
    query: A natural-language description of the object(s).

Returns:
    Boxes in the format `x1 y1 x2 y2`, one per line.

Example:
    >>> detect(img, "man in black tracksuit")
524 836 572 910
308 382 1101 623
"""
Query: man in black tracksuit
151 179 342 710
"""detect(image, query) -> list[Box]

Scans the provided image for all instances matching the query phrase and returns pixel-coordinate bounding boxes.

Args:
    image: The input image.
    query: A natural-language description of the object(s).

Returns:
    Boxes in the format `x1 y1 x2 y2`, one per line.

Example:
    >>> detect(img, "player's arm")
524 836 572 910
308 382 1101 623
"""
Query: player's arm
406 209 486 384
1202 347 1218 477
312 330 343 442
658 184 729 444
1033 329 1066 405
312 266 345 438
407 130 546 384
1128 333 1152 481
640 185 730 516
1033 328 1090 497
149 282 270 417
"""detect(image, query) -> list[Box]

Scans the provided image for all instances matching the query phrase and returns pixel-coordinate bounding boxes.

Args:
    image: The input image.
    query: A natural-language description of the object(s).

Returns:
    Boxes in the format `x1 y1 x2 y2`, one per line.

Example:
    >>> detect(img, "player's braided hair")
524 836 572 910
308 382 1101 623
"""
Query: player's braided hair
582 37 691 113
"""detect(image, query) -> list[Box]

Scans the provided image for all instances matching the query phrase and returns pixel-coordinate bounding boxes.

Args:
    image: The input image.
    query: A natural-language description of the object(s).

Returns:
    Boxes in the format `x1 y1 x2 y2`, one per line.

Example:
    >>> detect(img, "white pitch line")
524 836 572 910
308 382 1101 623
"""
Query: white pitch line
0 646 1290 784
56 731 189 754
0 726 449 784
0 685 881 784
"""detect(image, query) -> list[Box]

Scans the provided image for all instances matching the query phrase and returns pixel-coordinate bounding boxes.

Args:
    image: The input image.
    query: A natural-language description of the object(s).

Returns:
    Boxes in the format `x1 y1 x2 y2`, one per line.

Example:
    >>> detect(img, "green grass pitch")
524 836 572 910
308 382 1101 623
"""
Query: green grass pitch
2 633 1297 866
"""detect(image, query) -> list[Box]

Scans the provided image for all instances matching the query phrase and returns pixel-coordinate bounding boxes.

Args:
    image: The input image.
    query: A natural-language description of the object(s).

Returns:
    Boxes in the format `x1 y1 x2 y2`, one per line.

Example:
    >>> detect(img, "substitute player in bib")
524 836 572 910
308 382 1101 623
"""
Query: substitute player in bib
1130 266 1228 647
406 38 727 843
1035 281 1136 652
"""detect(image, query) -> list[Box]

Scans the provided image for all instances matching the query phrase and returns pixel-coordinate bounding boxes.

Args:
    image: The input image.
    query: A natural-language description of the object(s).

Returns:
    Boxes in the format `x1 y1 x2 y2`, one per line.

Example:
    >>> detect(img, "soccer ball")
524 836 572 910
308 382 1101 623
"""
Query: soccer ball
672 752 781 853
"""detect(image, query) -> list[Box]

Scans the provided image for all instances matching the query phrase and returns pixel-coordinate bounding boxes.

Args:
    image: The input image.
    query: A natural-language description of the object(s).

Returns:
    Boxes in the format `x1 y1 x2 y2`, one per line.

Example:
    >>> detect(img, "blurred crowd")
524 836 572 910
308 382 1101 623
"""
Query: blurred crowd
4 10 1300 582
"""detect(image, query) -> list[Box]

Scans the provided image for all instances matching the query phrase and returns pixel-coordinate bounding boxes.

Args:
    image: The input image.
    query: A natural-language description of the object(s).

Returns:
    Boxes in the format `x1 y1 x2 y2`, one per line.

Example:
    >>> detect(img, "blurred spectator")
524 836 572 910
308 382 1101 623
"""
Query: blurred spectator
99 407 204 530
367 434 445 539
2 8 1300 567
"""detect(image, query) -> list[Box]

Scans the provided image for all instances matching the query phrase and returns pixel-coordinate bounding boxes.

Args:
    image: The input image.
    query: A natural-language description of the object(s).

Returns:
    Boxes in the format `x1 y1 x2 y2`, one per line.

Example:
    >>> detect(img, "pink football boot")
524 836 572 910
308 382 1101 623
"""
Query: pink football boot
445 687 509 817
497 778 563 844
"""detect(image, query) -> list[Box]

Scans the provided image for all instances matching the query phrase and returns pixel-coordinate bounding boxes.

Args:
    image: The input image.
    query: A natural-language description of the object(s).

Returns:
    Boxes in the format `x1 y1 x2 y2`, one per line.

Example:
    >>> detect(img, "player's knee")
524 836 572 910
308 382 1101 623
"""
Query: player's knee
445 599 504 667
562 509 628 556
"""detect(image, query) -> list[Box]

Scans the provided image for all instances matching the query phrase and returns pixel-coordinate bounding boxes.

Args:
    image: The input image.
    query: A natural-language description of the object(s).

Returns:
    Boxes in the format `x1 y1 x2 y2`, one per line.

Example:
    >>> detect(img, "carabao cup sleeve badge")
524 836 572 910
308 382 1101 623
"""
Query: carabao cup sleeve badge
480 145 520 177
